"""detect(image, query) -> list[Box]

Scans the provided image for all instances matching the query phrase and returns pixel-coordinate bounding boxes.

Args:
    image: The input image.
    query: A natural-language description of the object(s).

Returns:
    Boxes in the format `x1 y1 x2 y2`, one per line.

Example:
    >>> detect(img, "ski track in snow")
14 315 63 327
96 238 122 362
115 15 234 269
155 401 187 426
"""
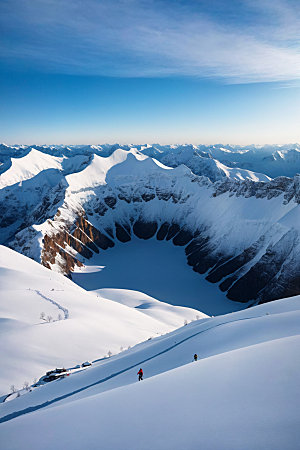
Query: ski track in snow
0 313 268 424
34 290 69 320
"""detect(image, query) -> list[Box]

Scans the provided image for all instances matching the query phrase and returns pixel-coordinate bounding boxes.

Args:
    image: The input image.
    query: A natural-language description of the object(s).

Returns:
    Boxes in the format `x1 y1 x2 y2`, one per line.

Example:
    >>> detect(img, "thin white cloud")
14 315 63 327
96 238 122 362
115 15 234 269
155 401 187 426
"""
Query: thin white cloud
1 0 300 83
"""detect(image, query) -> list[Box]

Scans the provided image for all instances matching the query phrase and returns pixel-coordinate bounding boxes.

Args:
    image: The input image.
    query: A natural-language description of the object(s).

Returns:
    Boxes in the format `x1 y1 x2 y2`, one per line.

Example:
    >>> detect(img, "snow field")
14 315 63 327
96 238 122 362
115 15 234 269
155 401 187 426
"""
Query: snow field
0 143 300 449
0 245 205 395
0 297 299 449
72 237 245 315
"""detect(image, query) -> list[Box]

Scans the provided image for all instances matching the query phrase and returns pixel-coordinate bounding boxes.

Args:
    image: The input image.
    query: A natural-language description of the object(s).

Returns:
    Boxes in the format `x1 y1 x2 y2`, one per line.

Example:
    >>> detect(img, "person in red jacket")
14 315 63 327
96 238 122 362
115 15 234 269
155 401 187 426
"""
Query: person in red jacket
137 368 143 381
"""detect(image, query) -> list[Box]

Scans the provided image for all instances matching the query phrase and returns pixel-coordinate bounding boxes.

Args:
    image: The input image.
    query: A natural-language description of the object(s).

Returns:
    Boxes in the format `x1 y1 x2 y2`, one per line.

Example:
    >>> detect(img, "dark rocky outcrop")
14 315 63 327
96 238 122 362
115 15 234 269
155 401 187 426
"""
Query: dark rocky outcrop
166 223 180 241
94 202 108 216
173 229 194 246
227 230 298 302
133 220 158 240
115 223 131 243
219 275 237 292
104 196 117 208
213 174 300 204
6 169 300 306
156 222 170 240
42 233 86 274
141 192 155 202
73 227 99 253
206 237 265 283
76 216 114 250
41 214 116 273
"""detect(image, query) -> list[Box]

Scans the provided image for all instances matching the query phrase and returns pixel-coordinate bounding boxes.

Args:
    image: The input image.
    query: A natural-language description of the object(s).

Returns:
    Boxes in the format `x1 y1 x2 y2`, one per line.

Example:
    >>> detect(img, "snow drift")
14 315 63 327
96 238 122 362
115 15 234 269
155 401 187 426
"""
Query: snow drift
0 245 205 395
1 293 299 450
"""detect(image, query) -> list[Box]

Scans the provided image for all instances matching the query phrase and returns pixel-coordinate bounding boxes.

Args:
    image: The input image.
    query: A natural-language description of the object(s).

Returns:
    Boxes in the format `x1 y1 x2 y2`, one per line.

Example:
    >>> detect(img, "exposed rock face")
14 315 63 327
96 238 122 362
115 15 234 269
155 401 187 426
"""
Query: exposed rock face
226 230 300 302
27 194 300 306
213 175 300 204
42 233 84 274
74 216 114 250
206 236 266 284
133 221 158 240
4 151 300 306
40 215 115 274
115 223 131 242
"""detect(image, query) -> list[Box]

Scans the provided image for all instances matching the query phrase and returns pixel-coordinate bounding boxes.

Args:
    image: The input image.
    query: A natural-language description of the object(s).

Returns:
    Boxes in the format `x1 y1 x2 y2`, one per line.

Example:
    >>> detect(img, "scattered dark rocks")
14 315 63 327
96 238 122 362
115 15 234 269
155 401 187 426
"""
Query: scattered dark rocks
141 192 155 202
104 196 117 208
94 202 108 216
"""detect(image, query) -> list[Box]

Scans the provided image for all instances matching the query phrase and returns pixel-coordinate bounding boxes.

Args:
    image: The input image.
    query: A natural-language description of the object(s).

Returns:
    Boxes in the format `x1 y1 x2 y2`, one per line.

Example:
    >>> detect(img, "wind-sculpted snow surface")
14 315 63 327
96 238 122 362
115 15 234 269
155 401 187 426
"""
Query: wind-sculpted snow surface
0 295 299 449
0 245 204 395
1 145 300 305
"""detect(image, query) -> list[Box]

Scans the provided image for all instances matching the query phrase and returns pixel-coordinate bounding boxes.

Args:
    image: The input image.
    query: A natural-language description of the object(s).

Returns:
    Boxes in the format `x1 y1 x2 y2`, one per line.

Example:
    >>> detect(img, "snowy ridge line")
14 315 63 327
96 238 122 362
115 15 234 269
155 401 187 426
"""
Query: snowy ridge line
0 245 203 397
3 147 300 305
0 313 269 424
35 290 69 320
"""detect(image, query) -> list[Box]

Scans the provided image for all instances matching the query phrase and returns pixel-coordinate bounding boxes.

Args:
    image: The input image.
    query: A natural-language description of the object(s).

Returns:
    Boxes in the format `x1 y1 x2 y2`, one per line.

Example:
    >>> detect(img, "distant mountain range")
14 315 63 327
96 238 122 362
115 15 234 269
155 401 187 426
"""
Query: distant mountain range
1 143 300 179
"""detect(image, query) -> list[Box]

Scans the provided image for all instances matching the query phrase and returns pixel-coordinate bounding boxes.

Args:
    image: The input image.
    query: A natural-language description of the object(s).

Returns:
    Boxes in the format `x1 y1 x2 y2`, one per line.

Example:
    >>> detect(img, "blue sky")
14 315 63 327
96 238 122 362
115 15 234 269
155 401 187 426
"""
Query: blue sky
1 0 300 144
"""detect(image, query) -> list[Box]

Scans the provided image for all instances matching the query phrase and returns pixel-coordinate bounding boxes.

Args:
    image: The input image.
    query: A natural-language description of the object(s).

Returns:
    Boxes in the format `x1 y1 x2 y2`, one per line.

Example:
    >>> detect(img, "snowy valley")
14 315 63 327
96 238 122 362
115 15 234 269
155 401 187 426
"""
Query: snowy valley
0 143 299 449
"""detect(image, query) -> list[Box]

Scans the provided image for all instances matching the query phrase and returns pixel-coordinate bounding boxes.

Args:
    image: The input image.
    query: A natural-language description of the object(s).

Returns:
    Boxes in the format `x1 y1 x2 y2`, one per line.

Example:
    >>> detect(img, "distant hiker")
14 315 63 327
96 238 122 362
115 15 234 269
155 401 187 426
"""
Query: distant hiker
137 368 143 381
194 354 198 361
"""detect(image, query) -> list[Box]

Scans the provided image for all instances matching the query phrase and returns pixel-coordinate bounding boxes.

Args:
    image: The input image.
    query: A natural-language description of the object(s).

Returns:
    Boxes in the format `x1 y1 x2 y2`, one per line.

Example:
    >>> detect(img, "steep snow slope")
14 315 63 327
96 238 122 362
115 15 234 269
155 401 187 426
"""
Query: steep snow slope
0 149 63 189
7 148 299 305
139 143 300 179
151 146 272 182
0 168 67 244
1 143 299 449
204 145 300 178
2 142 299 178
65 148 149 191
213 158 271 181
0 296 299 449
2 143 300 179
1 146 300 305
0 148 91 189
0 245 205 395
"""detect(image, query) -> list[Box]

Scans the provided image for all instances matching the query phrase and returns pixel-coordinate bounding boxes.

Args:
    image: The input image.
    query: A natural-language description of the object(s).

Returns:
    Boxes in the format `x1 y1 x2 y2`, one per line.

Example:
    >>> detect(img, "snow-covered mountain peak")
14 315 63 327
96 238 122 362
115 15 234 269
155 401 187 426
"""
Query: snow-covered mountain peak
65 148 148 191
0 149 63 189
1 144 299 308
0 144 300 449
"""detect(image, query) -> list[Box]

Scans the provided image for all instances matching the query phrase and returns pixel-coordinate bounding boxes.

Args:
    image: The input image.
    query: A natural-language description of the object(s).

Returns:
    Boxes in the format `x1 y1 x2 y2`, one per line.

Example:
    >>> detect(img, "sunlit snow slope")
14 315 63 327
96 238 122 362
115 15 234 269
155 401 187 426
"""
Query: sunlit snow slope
1 144 300 307
0 143 300 450
0 245 205 395
1 294 299 450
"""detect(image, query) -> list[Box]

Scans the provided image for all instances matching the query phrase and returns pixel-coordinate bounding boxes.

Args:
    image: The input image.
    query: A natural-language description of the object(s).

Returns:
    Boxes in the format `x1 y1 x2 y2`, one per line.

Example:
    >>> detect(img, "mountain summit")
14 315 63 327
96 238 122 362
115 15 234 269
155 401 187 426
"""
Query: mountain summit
1 144 299 306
